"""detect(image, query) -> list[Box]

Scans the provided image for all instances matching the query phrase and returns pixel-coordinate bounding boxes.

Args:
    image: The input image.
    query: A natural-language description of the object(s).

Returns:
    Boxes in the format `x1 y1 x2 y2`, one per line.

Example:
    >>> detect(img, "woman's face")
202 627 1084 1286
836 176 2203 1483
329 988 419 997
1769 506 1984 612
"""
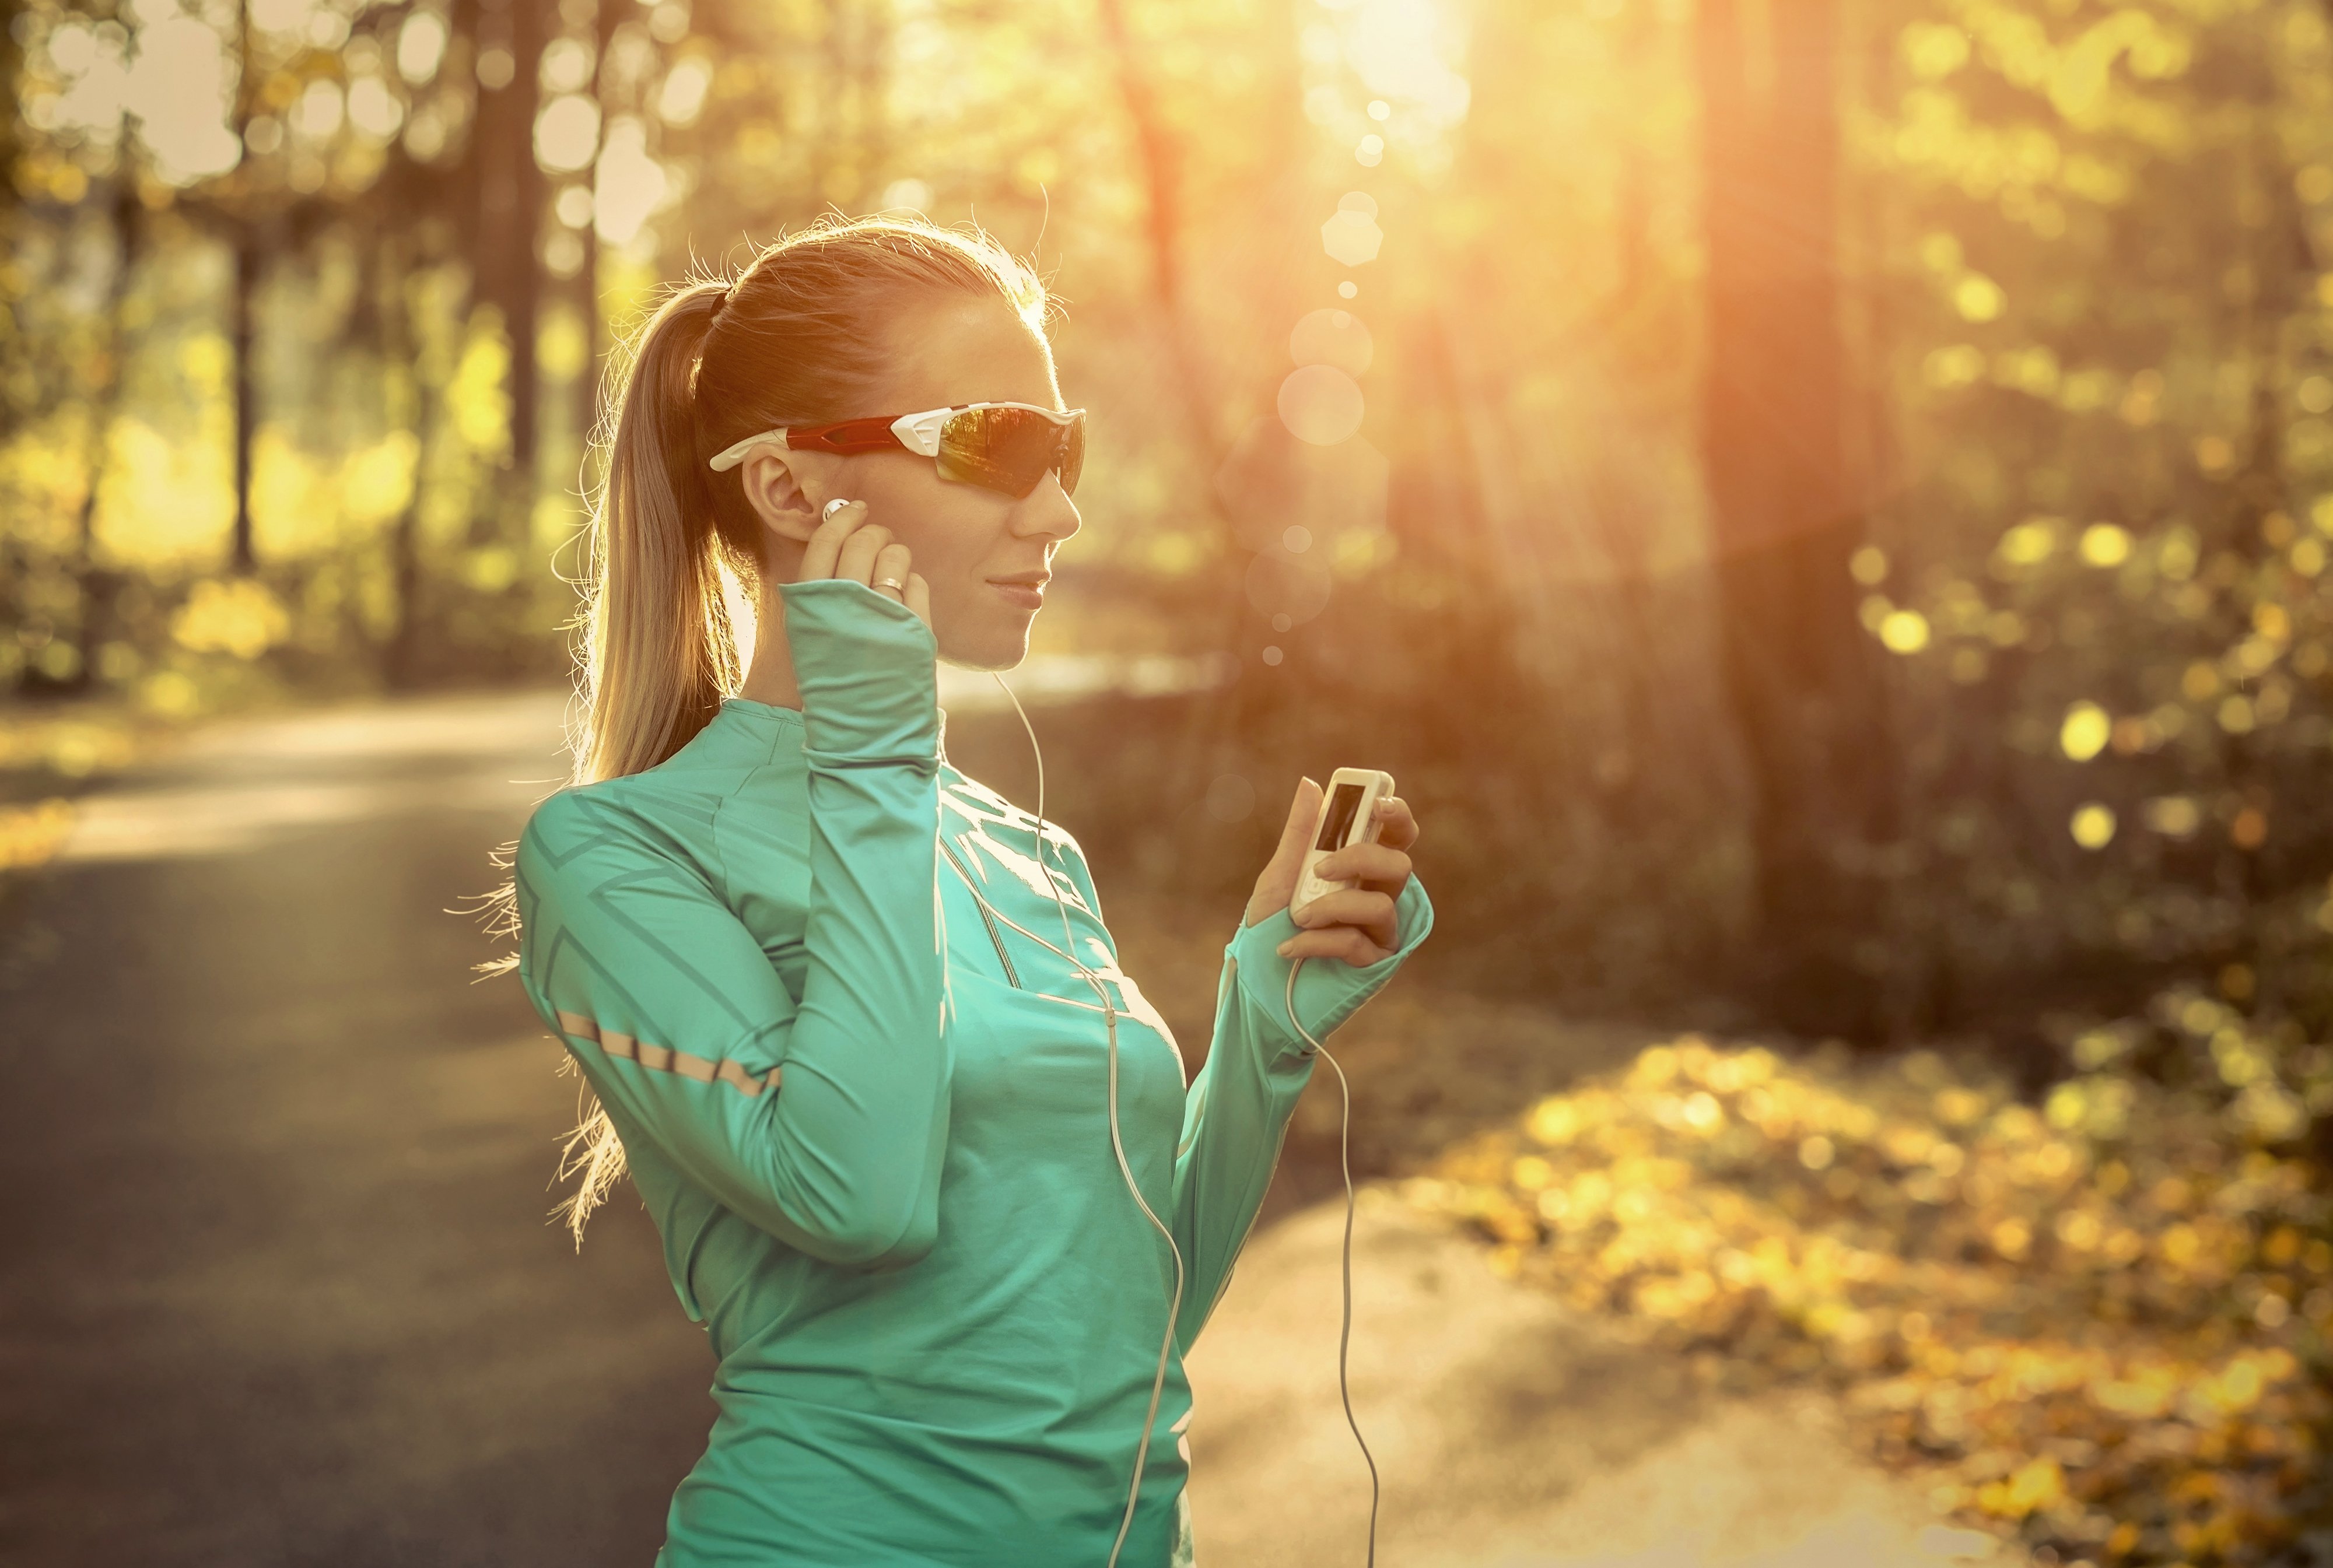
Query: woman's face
750 297 1083 672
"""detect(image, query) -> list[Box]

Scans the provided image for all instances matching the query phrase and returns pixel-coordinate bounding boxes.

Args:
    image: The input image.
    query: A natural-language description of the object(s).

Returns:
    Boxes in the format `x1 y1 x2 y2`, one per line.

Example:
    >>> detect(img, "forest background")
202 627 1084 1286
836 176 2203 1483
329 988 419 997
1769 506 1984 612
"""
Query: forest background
5 0 2333 1560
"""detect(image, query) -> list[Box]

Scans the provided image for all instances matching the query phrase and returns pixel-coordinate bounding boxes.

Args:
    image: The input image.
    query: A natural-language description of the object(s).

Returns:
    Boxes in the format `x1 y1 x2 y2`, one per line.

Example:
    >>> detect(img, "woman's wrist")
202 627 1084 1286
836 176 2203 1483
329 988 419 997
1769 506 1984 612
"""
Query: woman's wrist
777 579 941 762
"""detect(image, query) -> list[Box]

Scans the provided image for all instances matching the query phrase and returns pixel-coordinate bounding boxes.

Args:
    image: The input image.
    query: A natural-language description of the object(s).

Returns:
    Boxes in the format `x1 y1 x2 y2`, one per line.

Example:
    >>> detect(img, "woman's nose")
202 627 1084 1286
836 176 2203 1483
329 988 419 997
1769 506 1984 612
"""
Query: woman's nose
1011 473 1081 543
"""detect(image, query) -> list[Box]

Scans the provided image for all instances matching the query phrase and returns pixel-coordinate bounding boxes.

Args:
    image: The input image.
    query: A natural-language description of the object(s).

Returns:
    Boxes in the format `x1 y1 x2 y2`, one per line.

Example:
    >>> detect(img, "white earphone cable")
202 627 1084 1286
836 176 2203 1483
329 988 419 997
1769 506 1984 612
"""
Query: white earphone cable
975 674 1376 1566
988 673 1186 1568
1278 959 1379 1568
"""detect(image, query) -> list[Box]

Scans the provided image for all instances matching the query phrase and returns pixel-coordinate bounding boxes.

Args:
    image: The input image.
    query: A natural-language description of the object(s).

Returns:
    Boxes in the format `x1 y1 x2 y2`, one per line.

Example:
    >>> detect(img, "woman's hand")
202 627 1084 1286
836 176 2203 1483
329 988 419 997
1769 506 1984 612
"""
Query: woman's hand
1241 778 1420 967
799 499 931 627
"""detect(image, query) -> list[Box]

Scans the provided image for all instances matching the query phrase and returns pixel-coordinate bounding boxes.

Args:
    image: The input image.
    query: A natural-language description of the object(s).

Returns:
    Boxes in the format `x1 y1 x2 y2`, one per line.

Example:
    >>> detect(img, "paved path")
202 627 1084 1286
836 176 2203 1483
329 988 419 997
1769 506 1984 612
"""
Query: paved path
0 692 707 1567
0 692 2007 1568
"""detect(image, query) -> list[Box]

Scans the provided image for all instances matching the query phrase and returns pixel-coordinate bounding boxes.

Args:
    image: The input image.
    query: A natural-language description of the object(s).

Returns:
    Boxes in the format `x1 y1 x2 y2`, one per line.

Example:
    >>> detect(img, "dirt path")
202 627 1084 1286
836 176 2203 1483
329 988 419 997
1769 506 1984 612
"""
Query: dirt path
1186 1198 2020 1568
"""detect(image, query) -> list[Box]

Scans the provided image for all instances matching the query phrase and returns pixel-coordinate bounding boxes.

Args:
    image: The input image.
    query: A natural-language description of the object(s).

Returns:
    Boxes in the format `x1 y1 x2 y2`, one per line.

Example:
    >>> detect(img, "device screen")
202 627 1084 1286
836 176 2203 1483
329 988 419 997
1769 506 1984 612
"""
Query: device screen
1315 783 1365 852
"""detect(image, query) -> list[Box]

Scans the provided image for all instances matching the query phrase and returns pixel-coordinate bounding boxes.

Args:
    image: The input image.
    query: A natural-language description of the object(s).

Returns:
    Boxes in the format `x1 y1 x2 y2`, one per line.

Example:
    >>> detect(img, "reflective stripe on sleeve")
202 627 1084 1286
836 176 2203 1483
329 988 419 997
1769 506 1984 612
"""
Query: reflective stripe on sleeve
556 1011 784 1097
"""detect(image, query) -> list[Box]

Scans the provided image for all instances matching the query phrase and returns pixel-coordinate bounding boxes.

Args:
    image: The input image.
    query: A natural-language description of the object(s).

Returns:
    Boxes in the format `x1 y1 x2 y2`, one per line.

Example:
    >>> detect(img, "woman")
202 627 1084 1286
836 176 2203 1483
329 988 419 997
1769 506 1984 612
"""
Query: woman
513 216 1433 1567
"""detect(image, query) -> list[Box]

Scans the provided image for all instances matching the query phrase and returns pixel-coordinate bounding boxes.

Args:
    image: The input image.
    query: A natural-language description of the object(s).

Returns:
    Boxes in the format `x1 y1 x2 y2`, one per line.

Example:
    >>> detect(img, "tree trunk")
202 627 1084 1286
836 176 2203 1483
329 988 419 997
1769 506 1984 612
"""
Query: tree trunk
580 0 624 450
1696 0 1891 1036
383 237 432 689
470 0 548 540
72 177 143 685
229 222 260 574
1094 0 1228 490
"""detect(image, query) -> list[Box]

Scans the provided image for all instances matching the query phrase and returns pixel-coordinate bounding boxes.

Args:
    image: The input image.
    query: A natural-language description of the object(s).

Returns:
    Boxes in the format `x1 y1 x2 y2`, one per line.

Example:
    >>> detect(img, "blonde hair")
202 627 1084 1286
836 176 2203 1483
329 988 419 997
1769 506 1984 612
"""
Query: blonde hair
547 216 1050 1239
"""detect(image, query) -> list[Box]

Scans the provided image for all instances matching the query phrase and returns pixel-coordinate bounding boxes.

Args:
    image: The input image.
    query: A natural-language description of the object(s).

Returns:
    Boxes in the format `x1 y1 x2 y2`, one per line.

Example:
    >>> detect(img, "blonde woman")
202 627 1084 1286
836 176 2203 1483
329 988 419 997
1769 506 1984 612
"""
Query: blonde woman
513 217 1433 1566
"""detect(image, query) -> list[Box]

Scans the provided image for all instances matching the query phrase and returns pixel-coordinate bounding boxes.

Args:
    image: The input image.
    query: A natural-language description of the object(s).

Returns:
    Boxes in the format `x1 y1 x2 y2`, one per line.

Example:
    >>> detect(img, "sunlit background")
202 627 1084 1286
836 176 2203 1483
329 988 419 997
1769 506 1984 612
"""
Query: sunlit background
6 0 2333 1562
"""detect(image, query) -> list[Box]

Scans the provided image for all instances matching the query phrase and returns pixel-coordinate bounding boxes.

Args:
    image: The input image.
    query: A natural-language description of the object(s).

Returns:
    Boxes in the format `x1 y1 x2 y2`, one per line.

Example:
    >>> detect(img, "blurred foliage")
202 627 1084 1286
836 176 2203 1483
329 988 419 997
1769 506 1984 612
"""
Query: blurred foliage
1841 0 2333 1047
2 0 2333 1178
1410 1033 2333 1566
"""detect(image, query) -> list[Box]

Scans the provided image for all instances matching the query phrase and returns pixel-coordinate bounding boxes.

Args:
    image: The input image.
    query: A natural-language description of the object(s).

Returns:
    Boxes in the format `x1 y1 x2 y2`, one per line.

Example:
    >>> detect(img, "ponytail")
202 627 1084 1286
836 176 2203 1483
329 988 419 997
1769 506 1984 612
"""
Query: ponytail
577 280 741 784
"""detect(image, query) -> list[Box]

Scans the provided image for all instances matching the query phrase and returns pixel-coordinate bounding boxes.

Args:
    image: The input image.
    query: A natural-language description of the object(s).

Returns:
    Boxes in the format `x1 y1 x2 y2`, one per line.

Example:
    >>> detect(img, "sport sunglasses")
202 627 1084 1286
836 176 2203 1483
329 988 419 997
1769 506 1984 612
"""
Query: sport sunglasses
707 401 1085 500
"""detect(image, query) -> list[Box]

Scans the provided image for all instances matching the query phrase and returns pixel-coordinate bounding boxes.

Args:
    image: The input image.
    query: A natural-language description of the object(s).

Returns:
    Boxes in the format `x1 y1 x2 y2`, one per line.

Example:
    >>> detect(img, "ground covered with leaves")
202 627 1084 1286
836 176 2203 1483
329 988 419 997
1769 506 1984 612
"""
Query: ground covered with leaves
1404 1029 2333 1567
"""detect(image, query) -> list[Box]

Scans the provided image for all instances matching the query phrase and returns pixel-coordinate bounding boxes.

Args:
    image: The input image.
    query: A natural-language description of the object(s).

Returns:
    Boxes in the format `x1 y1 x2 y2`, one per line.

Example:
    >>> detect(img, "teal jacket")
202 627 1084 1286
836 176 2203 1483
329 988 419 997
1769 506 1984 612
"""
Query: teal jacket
514 580 1433 1567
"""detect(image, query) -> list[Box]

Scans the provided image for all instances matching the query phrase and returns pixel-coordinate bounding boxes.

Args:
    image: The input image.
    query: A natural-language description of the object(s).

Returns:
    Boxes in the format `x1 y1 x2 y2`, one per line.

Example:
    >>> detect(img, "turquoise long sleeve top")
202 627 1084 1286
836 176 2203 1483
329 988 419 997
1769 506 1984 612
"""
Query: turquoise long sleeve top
514 579 1433 1567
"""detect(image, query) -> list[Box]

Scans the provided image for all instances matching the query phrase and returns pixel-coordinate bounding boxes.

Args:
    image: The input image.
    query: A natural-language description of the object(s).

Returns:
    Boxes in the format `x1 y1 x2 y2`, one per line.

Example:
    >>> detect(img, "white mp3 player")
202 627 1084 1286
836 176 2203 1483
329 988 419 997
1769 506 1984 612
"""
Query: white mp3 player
1291 767 1396 923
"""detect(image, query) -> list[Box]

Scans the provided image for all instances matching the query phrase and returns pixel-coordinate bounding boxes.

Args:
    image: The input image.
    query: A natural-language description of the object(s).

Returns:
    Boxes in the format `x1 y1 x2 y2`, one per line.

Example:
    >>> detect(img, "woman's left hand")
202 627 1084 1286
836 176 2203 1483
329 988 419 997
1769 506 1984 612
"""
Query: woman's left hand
1241 778 1420 967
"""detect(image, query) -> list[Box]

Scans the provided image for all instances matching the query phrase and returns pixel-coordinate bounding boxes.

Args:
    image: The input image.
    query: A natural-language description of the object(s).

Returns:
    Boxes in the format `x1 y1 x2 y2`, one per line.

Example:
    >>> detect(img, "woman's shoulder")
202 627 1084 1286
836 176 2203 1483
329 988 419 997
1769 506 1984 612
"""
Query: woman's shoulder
519 770 725 880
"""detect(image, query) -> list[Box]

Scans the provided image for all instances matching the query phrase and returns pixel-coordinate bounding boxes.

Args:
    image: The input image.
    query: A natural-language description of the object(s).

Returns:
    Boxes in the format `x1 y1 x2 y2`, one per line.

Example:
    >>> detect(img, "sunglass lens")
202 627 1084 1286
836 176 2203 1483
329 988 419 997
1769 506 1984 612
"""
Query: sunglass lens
938 407 1084 499
1056 418 1084 498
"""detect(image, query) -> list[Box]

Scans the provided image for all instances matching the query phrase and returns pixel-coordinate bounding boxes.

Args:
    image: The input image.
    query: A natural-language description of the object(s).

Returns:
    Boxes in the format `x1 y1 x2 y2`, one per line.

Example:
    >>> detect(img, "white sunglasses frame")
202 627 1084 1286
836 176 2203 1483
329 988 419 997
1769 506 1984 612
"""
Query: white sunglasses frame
705 401 1083 474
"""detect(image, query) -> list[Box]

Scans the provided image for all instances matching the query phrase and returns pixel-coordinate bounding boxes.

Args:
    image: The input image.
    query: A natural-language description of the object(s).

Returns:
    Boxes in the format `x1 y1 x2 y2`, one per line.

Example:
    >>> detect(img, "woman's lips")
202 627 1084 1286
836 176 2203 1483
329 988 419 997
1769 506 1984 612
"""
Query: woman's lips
989 578 1047 610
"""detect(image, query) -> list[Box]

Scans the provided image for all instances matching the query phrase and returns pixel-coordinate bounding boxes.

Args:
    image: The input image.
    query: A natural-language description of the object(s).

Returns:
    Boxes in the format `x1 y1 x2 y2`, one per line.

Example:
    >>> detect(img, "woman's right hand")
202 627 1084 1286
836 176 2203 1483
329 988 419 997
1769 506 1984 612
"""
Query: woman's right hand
798 499 931 628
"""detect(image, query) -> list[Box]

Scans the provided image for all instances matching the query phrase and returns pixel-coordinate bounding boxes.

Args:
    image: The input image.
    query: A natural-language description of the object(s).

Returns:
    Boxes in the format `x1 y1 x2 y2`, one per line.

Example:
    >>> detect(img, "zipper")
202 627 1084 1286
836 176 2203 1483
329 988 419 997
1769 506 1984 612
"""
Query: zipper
938 836 1021 988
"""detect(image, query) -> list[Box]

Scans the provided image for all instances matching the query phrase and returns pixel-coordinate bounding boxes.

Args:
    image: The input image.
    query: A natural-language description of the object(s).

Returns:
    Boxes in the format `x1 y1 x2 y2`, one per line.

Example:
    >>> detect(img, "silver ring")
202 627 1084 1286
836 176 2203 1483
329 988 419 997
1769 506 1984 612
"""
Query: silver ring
872 576 905 594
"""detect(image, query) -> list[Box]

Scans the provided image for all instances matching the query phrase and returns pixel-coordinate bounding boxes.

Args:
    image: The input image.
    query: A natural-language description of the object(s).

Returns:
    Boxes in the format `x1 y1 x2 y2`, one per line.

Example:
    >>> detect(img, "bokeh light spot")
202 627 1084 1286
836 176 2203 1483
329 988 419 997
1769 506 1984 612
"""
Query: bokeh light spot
535 94 601 174
2079 522 2131 567
1879 609 1930 654
1278 365 1365 446
398 12 448 82
1246 552 1334 626
1204 774 1255 823
1289 308 1373 376
1321 208 1383 266
2060 702 2110 762
2143 796 2201 837
2071 804 2117 850
1953 275 2004 321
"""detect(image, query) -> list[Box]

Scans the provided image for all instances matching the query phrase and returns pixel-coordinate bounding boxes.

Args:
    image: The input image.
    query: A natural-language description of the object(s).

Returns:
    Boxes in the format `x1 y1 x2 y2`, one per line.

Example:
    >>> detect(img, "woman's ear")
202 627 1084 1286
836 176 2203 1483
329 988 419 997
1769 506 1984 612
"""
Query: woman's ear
736 448 832 545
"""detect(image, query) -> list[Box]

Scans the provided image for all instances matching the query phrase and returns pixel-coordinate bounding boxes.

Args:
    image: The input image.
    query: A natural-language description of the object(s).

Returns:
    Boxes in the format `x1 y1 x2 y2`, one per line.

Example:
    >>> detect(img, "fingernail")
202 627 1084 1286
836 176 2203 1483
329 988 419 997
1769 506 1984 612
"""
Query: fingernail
1276 941 1293 957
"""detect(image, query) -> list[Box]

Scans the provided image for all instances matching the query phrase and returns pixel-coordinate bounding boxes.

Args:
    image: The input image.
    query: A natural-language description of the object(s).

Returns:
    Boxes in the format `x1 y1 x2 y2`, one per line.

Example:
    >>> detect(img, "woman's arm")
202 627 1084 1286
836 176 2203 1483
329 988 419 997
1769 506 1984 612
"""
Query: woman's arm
1169 785 1434 1348
516 579 948 1270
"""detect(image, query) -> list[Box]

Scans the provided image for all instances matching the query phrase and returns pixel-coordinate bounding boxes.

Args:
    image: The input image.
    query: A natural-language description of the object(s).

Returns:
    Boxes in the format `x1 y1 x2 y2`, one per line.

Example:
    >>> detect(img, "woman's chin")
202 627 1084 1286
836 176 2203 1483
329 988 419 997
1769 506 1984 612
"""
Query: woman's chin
936 616 1034 673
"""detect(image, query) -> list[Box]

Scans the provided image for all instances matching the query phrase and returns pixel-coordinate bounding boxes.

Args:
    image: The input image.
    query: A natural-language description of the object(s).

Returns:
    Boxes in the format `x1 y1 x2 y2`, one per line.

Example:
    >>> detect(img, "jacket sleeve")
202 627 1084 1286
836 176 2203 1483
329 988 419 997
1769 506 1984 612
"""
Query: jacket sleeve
514 579 948 1271
1169 876 1435 1348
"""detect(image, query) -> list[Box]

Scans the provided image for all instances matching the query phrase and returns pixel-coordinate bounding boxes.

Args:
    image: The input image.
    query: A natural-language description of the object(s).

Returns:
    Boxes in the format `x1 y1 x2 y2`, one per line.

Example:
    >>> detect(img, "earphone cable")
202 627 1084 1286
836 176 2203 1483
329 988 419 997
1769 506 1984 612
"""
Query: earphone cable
1281 959 1380 1568
990 673 1187 1568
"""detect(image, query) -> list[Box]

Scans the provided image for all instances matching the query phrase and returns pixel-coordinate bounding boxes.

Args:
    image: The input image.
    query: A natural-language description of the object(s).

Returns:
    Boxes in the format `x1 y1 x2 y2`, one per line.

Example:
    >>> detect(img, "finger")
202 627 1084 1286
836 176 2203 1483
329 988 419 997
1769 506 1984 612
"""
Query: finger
798 499 867 580
1371 795 1419 853
1243 777 1324 928
1315 841 1411 890
1291 888 1397 950
870 542 913 599
903 571 931 627
833 522 895 584
800 500 867 579
1275 925 1390 969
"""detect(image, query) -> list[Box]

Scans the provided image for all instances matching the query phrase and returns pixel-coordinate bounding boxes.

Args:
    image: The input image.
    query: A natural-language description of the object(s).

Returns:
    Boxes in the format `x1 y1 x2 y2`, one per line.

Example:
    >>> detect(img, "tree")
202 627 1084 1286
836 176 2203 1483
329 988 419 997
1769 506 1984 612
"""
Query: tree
1696 0 1894 1034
